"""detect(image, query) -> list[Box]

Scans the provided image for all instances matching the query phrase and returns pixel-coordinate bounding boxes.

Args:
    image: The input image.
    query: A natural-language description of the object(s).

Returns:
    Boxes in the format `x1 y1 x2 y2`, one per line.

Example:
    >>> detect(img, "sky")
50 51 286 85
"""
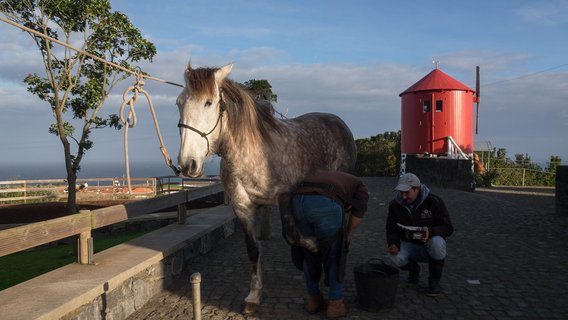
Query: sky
0 0 567 178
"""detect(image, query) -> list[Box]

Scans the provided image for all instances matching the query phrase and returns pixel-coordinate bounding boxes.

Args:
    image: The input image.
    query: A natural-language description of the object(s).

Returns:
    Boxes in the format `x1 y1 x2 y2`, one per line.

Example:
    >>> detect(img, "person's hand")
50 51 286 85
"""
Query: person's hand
347 216 363 238
420 226 429 242
301 236 319 253
388 244 399 255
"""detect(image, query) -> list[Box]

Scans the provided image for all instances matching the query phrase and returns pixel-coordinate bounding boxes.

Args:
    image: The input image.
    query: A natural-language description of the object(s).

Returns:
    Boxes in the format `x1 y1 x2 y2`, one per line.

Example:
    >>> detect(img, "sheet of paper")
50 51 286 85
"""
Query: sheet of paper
396 223 422 231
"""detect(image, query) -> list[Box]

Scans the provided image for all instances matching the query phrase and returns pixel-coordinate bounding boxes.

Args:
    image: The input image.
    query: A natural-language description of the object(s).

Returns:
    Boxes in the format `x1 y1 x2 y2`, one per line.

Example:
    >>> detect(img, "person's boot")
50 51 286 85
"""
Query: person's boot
326 298 348 319
305 293 327 314
428 278 441 297
427 258 445 297
400 260 420 284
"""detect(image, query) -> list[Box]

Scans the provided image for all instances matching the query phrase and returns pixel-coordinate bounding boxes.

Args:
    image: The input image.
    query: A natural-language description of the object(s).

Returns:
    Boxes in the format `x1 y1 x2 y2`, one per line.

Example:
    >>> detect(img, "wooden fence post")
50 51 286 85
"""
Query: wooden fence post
177 203 187 224
152 178 157 197
78 230 93 265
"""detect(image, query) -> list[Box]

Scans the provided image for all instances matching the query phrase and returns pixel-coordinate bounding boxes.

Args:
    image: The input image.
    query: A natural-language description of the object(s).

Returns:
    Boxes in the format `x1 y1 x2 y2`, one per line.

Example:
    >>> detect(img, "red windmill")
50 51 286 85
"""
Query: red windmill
398 65 481 191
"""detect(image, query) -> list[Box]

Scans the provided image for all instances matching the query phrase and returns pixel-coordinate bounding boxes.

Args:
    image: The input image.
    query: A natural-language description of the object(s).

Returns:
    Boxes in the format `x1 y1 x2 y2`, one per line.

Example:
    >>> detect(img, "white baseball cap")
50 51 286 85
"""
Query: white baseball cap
394 173 421 191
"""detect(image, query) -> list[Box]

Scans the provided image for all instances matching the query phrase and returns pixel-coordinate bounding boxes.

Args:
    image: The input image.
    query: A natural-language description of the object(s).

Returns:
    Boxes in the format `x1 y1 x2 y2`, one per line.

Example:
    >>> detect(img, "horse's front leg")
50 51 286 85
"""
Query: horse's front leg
234 207 263 315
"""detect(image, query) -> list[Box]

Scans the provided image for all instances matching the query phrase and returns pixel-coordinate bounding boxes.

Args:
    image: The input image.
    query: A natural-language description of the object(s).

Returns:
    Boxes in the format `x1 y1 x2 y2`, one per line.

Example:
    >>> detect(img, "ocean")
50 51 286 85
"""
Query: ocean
0 158 221 181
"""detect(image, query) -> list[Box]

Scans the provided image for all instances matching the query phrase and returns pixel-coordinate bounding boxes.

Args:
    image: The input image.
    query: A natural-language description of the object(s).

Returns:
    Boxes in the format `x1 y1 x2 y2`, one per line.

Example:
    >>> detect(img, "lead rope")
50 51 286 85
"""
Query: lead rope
1 16 184 193
119 73 180 195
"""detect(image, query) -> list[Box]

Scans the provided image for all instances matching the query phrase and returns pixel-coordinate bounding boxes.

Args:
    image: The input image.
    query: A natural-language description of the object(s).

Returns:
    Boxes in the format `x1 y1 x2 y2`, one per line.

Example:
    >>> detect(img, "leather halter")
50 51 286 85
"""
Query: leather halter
177 91 226 156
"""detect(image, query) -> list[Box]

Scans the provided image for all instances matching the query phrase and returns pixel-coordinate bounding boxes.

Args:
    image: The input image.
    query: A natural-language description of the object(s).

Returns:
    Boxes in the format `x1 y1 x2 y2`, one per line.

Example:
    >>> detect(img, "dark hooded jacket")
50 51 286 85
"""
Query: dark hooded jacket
386 184 454 248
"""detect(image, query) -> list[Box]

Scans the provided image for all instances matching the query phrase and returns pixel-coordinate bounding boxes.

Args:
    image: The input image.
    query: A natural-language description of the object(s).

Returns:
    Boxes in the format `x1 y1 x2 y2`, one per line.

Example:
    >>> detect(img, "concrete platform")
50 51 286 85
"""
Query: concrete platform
0 205 235 320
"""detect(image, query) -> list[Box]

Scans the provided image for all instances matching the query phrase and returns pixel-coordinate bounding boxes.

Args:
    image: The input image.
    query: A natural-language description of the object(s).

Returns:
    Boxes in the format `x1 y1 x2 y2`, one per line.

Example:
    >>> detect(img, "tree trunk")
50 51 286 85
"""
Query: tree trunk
62 138 77 215
66 170 77 215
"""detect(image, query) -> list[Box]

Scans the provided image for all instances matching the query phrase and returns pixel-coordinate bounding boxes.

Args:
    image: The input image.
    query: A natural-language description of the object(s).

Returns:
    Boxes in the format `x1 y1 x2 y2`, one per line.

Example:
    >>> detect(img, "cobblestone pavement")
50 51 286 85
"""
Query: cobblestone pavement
128 177 567 320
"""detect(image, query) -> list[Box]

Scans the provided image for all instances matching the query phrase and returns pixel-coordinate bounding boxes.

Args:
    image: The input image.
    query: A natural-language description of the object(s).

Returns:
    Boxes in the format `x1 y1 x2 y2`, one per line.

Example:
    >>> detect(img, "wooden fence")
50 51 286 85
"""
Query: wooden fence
0 178 224 265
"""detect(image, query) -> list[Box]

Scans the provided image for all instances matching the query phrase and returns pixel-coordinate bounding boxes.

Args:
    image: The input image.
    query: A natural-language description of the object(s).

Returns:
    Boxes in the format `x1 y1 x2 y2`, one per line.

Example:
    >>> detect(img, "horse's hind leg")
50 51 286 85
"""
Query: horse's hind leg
235 210 262 314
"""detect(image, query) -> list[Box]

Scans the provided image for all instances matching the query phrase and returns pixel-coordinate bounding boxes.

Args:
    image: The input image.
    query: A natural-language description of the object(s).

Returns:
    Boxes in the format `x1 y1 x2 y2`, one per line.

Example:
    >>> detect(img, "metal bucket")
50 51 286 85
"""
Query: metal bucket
353 259 399 311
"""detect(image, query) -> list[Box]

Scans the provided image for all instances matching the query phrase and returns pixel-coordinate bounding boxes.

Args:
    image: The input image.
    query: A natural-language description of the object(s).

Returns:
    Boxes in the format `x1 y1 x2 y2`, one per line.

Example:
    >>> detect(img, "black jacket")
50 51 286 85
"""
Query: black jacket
386 184 454 248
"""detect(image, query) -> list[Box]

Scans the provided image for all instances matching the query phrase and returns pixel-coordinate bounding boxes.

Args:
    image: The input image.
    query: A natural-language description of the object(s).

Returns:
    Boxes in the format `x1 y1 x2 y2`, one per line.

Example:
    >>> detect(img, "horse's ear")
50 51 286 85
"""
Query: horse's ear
185 60 193 79
215 63 233 84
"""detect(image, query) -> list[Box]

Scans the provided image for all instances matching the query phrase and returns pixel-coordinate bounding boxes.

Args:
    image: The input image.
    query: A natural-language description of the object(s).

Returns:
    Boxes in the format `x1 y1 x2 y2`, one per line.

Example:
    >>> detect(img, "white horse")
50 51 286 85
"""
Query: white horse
176 63 356 314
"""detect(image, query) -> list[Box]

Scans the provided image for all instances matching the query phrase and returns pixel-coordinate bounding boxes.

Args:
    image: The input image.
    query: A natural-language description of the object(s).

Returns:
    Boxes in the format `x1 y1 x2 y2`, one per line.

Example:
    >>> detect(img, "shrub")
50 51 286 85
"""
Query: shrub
480 169 499 187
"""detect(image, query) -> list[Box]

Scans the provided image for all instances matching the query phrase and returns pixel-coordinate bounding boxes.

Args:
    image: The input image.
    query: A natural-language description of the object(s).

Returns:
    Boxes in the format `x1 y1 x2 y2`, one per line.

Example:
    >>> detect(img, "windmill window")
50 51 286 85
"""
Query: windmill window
436 100 443 112
423 100 431 112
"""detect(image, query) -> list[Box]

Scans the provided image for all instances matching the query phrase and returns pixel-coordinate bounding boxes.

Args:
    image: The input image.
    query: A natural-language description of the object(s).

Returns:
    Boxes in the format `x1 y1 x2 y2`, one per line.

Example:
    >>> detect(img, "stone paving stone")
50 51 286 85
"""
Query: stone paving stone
127 177 567 320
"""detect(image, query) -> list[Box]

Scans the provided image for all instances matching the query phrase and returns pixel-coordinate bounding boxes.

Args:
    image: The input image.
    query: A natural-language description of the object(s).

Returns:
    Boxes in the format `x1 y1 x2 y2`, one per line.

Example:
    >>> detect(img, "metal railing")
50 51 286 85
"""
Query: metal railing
0 177 156 204
0 176 224 204
490 167 556 187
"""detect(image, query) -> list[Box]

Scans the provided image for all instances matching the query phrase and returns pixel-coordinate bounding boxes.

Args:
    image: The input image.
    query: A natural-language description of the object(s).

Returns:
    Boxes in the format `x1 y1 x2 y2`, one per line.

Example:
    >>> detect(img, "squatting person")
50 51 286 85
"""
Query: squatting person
386 172 454 297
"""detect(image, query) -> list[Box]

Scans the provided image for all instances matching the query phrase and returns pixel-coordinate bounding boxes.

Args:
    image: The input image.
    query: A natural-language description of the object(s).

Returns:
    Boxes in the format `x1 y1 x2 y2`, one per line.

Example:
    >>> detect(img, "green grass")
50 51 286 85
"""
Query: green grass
0 230 151 291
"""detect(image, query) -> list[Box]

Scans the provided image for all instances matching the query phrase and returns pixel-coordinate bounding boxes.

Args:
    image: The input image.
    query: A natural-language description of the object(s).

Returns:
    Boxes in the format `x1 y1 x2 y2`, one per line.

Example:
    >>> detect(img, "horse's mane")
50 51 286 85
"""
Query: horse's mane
185 66 283 149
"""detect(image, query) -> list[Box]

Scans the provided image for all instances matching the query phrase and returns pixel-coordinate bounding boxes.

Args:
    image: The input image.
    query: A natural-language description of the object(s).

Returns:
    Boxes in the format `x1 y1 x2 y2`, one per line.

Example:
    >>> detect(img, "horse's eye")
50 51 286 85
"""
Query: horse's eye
205 100 212 107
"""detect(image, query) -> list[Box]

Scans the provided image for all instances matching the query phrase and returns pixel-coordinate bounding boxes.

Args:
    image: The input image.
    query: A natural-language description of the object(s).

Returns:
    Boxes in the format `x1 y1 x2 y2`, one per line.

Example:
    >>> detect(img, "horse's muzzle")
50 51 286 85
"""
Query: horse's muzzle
179 159 204 178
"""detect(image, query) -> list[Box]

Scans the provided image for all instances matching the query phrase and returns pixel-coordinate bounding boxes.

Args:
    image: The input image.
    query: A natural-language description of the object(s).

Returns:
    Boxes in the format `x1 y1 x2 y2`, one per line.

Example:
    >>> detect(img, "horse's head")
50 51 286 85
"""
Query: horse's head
176 63 233 177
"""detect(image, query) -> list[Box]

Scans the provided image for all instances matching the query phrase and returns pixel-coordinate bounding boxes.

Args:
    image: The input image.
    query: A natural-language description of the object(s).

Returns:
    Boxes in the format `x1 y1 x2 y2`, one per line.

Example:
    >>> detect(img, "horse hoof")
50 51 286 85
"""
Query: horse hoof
242 302 259 315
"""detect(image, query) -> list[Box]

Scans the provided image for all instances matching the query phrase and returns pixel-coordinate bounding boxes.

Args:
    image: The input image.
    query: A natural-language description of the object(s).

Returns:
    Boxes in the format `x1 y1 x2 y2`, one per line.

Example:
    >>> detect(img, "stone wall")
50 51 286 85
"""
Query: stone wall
61 220 235 320
404 156 475 191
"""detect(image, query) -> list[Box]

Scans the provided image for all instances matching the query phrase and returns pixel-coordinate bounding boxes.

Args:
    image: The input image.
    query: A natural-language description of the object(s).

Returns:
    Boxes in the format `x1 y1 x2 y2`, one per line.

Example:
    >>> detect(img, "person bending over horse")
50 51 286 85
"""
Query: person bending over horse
279 171 368 318
386 172 454 297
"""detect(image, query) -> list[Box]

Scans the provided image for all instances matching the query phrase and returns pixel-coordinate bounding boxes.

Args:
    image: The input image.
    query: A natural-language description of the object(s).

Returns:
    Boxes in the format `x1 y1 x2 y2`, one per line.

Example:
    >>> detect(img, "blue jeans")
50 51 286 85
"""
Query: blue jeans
388 236 447 267
292 195 343 300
